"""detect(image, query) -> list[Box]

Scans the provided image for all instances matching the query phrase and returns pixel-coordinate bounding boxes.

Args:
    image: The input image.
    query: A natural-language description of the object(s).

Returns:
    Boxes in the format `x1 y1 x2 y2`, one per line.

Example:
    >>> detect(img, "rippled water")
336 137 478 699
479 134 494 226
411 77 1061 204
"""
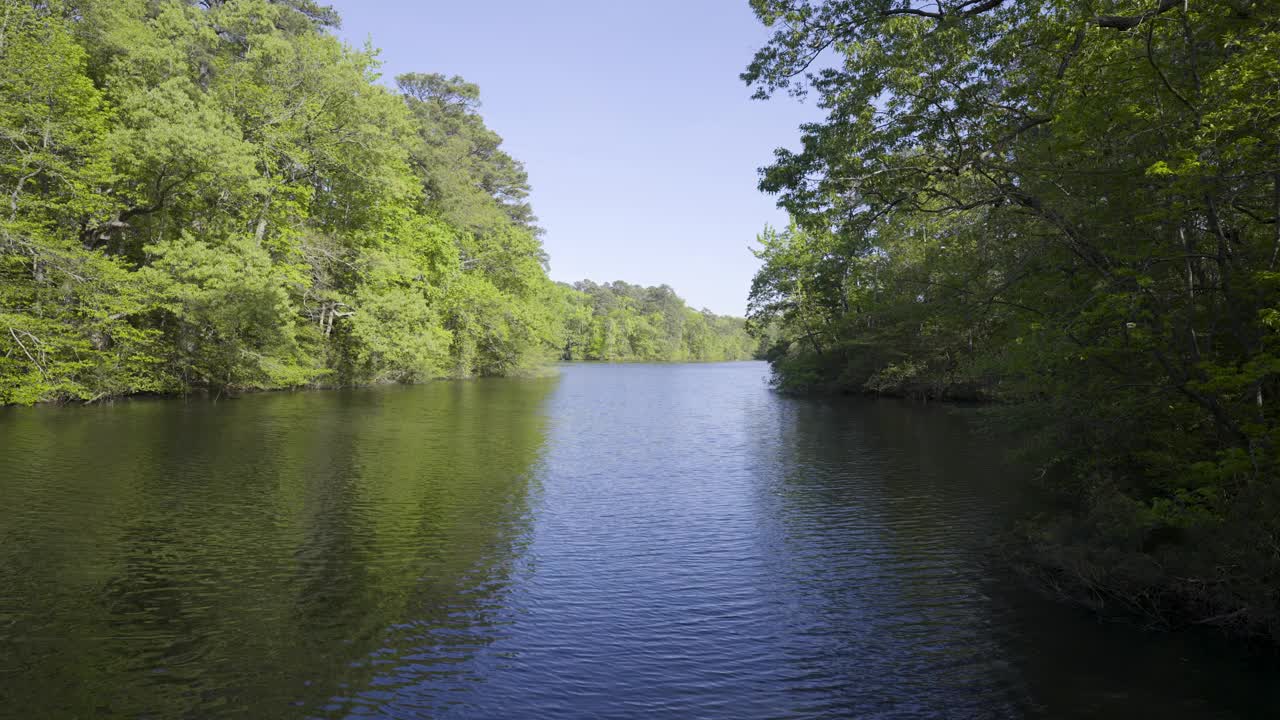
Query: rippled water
1 362 1276 718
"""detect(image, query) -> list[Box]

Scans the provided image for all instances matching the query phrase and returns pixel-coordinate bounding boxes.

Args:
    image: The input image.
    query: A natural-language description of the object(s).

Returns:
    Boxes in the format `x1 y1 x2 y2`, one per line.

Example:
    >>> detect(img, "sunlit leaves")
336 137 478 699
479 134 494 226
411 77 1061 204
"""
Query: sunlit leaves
0 0 563 400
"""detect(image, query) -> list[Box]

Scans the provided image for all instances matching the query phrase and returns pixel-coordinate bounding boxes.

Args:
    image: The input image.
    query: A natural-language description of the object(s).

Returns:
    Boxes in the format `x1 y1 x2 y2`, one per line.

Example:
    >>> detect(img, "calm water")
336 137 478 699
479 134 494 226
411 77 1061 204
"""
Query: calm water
1 362 1276 718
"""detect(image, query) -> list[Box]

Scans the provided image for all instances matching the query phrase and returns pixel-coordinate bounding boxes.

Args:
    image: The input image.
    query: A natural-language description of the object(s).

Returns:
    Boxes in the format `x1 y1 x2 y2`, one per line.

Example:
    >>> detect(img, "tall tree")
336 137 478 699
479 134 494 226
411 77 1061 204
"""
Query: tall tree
745 0 1280 633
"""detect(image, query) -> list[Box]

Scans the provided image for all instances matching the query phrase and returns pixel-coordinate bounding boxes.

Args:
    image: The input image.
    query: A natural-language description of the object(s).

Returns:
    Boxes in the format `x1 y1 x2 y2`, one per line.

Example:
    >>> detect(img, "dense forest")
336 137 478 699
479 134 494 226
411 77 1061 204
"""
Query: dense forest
744 0 1280 636
0 0 752 406
559 280 757 363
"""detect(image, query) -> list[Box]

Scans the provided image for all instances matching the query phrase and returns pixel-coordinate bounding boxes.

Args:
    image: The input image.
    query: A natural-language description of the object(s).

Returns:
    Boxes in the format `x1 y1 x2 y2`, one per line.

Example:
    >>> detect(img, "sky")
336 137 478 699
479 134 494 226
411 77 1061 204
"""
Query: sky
325 0 818 316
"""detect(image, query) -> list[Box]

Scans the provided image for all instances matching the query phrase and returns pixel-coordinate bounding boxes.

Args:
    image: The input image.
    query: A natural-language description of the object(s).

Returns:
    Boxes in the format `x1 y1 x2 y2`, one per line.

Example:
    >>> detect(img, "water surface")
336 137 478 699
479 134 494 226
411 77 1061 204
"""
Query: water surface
1 362 1276 718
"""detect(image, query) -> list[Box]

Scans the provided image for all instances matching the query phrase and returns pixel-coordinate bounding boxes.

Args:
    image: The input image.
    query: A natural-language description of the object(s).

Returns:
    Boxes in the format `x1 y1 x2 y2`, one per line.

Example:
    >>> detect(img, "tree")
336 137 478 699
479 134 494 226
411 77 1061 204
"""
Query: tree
561 280 754 363
745 0 1280 633
0 1 160 403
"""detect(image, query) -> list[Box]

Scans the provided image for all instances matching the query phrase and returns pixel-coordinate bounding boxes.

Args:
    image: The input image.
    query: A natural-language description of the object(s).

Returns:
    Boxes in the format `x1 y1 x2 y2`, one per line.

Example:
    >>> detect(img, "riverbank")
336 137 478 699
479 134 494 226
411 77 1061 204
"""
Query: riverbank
757 354 1279 644
2 359 760 408
4 362 1276 717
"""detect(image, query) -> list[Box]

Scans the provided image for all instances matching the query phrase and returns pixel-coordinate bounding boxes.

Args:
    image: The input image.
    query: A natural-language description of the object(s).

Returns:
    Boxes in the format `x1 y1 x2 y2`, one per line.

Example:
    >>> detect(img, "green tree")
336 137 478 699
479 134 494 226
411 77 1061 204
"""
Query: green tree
562 280 755 363
0 0 753 410
0 1 161 403
745 0 1280 633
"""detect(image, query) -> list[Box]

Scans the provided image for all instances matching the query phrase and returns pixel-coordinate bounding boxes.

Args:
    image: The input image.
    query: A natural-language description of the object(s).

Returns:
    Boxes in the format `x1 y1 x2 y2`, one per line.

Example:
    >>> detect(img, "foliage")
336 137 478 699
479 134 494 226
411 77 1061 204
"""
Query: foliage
745 0 1280 635
560 280 757 363
1 0 741 404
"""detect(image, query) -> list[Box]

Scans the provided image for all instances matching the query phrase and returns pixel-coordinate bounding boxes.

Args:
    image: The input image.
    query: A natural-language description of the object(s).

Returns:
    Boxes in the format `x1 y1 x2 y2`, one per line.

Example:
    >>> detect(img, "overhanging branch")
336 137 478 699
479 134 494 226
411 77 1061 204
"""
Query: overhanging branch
1094 0 1181 30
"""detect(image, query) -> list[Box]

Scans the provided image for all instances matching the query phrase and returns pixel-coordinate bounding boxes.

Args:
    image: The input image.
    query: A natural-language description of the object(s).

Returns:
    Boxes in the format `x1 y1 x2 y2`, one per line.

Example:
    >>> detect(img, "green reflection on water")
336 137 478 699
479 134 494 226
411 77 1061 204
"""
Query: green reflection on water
0 377 557 718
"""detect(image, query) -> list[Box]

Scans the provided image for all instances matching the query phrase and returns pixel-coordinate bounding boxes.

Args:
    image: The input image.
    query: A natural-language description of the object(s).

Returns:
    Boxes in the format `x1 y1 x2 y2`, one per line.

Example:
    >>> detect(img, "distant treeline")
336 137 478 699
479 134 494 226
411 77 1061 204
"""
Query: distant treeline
559 281 756 363
0 0 749 405
743 0 1280 637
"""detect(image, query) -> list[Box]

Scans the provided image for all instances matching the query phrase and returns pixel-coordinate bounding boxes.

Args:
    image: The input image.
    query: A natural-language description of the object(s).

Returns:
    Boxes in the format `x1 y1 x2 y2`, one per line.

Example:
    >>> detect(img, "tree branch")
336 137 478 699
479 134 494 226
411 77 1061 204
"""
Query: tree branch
1094 0 1181 31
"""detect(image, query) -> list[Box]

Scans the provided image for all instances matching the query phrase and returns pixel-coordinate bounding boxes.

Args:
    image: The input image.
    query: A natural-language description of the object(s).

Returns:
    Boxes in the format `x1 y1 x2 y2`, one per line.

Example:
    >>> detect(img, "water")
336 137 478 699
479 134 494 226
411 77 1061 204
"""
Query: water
1 362 1276 718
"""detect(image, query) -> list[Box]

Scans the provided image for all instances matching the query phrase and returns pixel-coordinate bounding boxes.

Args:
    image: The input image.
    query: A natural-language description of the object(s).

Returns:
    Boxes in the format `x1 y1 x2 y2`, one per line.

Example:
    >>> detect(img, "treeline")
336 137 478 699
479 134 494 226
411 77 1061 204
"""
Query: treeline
558 280 756 363
744 1 1280 636
0 0 748 406
0 0 558 404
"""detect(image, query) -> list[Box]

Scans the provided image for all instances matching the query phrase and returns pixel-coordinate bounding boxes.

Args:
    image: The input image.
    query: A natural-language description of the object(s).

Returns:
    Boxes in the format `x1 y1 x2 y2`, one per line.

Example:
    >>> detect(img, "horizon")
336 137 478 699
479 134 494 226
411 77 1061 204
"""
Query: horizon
326 0 820 316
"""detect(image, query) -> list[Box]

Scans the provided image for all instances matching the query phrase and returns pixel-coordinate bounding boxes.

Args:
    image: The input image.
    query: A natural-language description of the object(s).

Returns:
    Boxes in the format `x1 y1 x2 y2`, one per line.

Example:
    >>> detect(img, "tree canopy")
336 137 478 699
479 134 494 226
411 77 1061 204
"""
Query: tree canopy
744 0 1280 634
0 0 750 405
559 280 757 363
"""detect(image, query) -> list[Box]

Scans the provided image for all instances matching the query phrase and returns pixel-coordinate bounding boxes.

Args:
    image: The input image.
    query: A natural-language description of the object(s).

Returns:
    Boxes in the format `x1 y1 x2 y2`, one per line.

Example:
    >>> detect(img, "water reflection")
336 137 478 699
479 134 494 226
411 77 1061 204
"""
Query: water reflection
769 397 1280 719
749 398 1021 717
2 365 1278 719
0 379 556 718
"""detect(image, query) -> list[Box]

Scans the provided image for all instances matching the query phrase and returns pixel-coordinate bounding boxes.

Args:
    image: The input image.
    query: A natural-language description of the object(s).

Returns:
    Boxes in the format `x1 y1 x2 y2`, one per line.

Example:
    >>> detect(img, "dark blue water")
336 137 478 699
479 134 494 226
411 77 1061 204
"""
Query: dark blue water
1 362 1276 718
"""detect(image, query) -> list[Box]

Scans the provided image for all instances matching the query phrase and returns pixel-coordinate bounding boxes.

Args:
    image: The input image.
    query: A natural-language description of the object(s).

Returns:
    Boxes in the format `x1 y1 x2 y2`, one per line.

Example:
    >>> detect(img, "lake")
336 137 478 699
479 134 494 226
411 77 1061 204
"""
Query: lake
1 362 1276 718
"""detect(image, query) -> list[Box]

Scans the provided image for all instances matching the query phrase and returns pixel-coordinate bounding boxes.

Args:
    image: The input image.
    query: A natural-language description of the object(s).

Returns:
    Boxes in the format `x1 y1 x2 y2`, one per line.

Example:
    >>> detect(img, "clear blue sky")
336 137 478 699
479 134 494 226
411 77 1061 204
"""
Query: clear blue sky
326 0 817 316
